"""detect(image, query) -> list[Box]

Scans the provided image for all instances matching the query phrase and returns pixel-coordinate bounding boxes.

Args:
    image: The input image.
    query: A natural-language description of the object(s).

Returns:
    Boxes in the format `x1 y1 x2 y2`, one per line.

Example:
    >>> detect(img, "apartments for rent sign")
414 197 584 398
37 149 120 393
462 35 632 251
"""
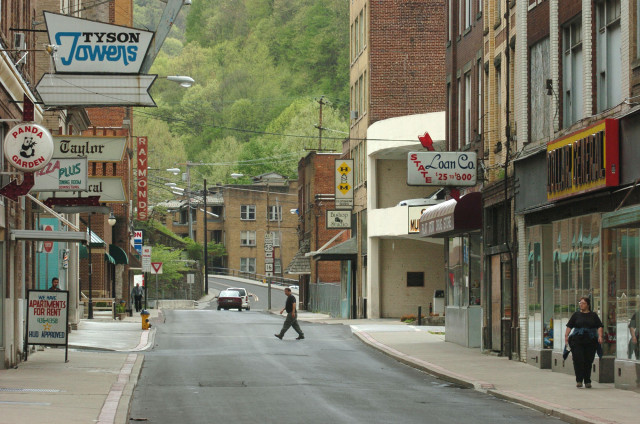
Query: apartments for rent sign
137 137 148 220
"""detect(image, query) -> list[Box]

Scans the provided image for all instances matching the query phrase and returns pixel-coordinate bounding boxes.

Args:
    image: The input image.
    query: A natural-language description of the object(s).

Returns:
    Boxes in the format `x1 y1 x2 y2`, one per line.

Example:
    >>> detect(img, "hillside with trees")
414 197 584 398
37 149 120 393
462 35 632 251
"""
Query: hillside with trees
134 0 349 197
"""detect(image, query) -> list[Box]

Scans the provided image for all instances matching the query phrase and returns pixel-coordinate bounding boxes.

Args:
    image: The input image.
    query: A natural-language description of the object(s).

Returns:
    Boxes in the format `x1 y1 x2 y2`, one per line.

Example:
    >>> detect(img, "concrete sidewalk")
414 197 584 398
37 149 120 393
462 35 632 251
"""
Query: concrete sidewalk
0 308 161 424
293 311 640 424
3 292 639 424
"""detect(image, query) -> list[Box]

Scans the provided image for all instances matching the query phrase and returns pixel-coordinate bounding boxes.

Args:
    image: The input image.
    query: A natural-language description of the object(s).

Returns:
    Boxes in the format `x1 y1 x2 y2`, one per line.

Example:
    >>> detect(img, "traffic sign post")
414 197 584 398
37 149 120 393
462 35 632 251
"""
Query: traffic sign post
151 262 163 306
264 234 274 310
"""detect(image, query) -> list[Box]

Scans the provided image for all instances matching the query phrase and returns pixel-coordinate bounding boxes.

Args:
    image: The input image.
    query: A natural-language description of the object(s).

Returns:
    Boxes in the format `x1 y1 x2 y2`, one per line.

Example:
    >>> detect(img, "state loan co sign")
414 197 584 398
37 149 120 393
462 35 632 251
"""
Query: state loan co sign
407 152 477 186
3 123 54 171
547 119 619 201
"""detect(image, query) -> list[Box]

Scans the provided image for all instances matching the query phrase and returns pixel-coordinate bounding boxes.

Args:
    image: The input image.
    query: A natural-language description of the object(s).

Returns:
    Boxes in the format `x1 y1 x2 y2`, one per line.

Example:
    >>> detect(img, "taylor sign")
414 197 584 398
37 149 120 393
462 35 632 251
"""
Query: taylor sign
3 123 54 172
407 152 477 186
32 158 88 192
44 12 153 73
53 136 126 162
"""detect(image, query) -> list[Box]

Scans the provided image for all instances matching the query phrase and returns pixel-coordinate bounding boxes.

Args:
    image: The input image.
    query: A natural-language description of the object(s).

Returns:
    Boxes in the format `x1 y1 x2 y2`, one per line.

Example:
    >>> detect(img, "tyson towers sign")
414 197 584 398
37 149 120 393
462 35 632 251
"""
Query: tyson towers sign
44 12 153 73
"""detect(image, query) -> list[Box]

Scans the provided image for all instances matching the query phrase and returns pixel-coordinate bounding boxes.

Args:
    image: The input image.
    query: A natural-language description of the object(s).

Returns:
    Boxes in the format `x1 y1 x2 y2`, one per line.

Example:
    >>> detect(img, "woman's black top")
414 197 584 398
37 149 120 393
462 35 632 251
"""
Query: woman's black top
566 311 603 330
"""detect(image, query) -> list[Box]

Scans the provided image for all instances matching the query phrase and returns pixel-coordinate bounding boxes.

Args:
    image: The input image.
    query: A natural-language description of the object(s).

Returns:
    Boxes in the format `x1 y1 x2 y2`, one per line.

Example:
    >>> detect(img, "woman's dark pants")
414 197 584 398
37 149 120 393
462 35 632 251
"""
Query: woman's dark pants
570 336 597 384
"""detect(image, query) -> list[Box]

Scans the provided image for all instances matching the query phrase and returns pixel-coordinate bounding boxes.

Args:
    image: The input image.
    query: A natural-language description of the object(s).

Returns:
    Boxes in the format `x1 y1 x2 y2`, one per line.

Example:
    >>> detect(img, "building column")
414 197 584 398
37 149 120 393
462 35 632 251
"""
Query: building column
367 236 380 319
550 0 559 134
516 214 528 362
582 0 593 118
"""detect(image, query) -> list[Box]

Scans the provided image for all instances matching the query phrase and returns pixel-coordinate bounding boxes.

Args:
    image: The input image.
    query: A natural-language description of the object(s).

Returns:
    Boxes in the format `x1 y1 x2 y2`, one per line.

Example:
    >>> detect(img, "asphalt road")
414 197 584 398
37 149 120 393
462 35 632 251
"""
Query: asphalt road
129 303 560 423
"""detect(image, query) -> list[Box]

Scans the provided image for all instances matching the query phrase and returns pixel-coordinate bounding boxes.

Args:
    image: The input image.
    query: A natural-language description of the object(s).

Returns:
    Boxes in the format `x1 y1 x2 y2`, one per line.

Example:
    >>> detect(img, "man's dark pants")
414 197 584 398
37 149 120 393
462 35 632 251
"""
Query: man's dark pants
134 295 143 312
277 313 304 337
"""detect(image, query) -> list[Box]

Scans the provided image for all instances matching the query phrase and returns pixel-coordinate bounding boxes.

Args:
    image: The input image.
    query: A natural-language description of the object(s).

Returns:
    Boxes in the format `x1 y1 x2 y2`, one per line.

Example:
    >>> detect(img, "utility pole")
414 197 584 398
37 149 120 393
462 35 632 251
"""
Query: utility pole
203 179 208 295
317 96 326 151
187 162 193 239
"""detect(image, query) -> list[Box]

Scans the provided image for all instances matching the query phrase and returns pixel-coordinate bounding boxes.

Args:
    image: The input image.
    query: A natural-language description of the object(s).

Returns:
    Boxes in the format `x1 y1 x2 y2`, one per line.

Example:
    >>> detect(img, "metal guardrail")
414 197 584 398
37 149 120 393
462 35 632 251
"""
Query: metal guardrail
209 267 298 287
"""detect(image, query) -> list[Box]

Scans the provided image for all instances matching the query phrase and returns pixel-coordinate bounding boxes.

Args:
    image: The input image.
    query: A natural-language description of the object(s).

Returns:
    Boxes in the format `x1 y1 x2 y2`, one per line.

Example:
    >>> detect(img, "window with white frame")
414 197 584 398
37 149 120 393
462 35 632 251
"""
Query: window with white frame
530 37 551 141
240 230 256 246
241 205 256 220
563 19 583 128
240 257 256 273
465 72 471 145
465 0 472 29
275 259 282 275
479 0 482 14
268 205 282 221
596 0 622 112
270 231 281 247
496 65 502 140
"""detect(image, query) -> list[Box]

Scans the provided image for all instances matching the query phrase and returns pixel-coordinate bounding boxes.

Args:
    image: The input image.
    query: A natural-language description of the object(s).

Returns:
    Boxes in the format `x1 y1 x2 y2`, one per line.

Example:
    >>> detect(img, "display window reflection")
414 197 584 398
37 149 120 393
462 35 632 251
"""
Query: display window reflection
446 234 481 307
527 225 553 349
551 214 601 352
603 227 640 361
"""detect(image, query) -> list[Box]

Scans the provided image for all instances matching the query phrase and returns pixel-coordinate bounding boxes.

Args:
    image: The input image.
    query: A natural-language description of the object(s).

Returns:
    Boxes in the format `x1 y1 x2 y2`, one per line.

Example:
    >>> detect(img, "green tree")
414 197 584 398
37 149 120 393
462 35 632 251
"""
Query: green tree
150 245 191 284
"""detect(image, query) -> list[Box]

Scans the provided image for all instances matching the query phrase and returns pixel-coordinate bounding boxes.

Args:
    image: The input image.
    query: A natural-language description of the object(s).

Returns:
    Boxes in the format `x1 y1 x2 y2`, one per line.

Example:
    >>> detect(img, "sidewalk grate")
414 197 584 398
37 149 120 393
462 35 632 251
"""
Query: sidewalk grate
0 387 61 393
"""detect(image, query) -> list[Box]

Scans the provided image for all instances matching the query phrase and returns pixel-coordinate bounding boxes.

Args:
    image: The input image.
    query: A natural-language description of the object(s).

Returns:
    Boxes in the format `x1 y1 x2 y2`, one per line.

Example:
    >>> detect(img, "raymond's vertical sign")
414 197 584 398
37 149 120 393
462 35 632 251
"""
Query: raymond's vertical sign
137 137 148 220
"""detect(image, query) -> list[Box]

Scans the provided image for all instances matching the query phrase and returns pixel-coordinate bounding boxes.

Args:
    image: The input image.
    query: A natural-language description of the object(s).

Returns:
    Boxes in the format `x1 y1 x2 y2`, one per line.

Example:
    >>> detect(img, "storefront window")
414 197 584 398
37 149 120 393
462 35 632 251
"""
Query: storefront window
527 225 554 349
446 234 481 307
552 214 601 352
604 227 640 360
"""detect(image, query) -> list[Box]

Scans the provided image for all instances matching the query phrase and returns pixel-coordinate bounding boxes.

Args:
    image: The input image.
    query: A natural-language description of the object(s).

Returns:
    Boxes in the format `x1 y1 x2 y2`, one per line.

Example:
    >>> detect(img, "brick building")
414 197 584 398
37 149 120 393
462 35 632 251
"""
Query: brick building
350 0 447 319
286 152 347 314
159 175 299 283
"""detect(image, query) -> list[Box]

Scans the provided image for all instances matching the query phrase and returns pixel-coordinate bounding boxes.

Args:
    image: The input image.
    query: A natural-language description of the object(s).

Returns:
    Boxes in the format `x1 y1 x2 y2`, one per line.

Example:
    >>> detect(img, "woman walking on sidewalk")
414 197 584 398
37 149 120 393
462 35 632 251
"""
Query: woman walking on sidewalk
565 297 604 388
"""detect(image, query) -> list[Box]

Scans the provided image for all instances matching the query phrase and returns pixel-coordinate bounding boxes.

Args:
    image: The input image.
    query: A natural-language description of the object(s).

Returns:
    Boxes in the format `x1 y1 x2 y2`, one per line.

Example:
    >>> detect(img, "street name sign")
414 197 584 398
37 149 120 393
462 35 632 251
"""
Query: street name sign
53 136 126 162
32 158 88 192
44 12 153 74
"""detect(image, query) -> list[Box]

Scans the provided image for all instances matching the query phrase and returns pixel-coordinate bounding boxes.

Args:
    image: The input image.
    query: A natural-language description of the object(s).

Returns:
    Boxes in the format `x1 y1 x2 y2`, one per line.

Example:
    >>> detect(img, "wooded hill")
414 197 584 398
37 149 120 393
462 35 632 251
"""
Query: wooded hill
133 0 350 200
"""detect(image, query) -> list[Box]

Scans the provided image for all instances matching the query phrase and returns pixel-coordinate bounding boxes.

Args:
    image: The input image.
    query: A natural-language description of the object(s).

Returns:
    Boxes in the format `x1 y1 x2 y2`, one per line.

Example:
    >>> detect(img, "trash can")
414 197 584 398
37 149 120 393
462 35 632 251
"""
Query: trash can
141 309 151 330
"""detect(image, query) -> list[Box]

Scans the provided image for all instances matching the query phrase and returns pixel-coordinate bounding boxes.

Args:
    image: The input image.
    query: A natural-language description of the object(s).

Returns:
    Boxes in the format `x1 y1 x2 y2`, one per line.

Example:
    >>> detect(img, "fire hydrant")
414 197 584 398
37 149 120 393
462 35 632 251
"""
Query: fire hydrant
141 309 151 330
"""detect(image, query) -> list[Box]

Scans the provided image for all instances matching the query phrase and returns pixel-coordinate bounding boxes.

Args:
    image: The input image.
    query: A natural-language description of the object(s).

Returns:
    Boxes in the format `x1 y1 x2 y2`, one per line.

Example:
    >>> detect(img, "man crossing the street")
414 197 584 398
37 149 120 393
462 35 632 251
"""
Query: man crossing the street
275 287 304 340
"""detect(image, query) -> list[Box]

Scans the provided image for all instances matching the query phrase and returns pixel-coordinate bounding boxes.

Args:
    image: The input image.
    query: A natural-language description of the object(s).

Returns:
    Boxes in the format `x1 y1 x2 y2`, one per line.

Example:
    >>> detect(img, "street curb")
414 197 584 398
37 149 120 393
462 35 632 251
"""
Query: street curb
116 354 144 424
352 330 622 424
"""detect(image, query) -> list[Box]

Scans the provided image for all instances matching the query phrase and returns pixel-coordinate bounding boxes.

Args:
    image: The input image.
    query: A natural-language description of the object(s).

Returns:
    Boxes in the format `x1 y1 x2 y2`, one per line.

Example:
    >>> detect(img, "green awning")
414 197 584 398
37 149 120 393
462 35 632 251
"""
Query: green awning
603 205 640 229
88 230 107 248
104 253 116 264
79 245 118 264
109 244 129 265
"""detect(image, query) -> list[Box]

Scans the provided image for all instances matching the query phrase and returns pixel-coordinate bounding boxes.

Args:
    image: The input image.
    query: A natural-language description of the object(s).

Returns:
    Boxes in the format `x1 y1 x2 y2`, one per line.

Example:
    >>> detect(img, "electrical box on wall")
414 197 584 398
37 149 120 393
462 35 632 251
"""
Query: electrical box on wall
13 33 26 50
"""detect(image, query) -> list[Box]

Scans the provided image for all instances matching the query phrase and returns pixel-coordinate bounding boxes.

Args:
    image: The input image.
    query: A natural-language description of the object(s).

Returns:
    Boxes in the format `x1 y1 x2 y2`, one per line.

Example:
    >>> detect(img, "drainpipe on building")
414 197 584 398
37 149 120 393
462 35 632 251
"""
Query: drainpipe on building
504 7 517 361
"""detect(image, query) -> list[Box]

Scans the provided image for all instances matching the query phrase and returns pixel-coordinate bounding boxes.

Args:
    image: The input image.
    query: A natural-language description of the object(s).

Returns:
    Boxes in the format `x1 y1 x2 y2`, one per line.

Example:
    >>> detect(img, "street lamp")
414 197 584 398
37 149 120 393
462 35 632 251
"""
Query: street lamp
108 212 117 227
166 75 195 88
166 167 181 175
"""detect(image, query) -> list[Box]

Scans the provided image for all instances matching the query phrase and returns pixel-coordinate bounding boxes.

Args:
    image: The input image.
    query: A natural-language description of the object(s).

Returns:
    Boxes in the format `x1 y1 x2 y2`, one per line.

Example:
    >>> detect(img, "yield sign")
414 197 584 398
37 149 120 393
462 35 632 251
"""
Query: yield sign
150 262 163 275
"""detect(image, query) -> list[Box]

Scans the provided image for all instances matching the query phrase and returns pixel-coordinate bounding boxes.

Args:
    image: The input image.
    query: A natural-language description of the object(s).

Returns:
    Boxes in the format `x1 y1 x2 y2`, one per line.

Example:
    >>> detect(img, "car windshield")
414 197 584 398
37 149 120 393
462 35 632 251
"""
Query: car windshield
220 291 240 297
228 288 246 295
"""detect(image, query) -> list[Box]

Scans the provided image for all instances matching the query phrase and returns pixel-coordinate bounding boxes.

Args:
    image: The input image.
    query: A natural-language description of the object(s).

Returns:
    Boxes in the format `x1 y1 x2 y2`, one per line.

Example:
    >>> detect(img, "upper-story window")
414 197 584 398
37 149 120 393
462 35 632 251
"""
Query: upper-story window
268 205 282 222
530 37 551 142
448 0 453 41
464 71 471 145
241 205 256 220
241 230 256 246
596 0 622 112
240 257 256 273
270 231 281 247
465 0 472 30
563 19 583 128
351 5 367 62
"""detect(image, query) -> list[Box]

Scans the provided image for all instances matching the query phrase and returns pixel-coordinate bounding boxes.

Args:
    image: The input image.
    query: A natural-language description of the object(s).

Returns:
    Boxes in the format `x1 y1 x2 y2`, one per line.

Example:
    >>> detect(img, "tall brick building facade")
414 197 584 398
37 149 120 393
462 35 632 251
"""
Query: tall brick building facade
348 0 446 318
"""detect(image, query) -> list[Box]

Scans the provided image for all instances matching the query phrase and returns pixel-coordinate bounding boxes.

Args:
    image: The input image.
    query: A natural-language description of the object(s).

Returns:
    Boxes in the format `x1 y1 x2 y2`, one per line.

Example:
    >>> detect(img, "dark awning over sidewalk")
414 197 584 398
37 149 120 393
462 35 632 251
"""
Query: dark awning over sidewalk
419 192 482 238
